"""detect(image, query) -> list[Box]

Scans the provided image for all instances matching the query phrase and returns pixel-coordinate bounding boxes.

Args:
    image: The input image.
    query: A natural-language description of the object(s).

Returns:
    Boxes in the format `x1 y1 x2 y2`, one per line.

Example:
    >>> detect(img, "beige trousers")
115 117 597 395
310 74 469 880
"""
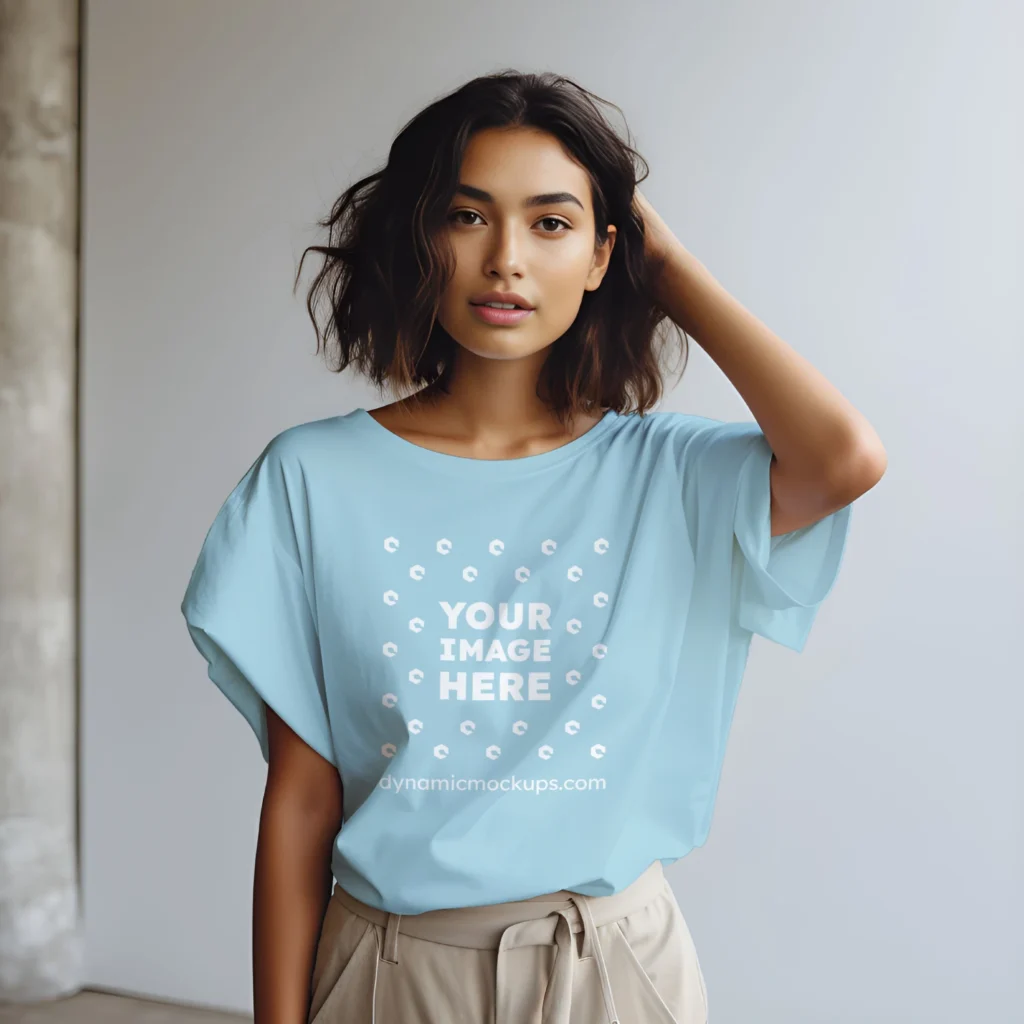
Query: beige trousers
308 859 709 1023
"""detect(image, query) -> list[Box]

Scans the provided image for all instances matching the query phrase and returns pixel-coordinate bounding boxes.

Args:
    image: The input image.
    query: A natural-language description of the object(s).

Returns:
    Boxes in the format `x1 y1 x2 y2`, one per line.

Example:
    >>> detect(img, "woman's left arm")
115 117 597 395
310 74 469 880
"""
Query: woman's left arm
635 190 888 536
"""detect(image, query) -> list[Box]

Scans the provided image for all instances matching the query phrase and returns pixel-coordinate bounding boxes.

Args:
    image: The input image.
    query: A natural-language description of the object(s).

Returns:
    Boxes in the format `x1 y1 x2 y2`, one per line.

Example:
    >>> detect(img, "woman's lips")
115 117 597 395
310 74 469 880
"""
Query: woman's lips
470 303 535 326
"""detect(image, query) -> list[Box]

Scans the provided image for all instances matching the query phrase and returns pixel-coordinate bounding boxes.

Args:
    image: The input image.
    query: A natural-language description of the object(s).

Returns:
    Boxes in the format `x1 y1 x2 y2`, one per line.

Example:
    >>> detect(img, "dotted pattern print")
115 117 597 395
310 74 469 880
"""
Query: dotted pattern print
378 534 613 767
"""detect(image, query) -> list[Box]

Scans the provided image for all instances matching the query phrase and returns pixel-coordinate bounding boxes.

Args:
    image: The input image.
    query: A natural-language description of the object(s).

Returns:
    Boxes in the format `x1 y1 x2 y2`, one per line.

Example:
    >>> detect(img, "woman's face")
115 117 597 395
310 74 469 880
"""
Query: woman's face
435 126 617 363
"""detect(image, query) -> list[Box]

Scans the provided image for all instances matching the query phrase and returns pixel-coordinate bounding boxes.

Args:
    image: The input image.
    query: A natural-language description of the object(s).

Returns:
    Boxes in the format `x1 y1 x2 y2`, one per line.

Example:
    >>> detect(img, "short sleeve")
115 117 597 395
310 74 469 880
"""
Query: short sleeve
180 440 336 765
682 419 853 653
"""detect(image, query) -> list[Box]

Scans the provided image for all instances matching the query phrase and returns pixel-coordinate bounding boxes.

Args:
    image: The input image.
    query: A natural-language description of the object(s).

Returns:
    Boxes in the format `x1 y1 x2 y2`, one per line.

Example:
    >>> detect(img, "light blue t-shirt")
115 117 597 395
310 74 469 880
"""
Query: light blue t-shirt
181 406 852 914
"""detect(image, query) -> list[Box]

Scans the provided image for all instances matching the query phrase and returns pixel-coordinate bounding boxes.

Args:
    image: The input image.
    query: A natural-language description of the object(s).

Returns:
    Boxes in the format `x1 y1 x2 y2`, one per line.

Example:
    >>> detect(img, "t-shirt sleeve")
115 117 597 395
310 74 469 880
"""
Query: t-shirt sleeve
682 419 853 653
180 439 336 765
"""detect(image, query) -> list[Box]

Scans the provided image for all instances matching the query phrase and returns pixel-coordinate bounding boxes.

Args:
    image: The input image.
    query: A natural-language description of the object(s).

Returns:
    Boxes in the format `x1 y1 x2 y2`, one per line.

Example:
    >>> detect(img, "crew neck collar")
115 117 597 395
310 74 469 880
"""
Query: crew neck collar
348 407 620 478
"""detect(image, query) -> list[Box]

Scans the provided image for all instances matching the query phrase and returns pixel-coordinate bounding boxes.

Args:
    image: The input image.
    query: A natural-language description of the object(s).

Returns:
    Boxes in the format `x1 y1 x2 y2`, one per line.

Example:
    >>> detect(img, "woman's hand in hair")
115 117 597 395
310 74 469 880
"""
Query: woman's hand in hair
633 188 681 305
633 188 681 273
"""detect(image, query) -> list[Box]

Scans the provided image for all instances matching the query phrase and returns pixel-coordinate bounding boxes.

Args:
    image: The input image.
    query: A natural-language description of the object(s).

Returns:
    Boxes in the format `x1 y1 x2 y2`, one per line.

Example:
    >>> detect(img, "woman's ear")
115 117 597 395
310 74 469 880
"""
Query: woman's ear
586 225 617 290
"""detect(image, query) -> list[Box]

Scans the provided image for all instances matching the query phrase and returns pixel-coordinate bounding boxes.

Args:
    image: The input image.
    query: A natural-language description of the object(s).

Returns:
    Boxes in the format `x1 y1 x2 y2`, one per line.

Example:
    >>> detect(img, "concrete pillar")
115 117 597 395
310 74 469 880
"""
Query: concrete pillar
0 0 83 1001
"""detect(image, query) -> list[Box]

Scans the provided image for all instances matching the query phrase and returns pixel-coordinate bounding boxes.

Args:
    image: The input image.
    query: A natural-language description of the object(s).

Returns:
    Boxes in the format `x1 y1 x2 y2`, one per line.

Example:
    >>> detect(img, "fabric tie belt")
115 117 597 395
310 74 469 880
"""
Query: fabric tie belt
328 859 675 1024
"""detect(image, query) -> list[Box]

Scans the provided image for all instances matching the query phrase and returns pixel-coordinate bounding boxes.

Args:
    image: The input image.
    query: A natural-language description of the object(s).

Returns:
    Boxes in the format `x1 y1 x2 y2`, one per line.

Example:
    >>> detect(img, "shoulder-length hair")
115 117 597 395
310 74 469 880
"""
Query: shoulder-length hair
294 69 688 426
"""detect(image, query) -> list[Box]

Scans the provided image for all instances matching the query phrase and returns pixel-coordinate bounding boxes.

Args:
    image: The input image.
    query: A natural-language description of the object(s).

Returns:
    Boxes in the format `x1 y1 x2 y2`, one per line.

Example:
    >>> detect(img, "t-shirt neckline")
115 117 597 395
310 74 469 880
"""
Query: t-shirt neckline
350 406 619 478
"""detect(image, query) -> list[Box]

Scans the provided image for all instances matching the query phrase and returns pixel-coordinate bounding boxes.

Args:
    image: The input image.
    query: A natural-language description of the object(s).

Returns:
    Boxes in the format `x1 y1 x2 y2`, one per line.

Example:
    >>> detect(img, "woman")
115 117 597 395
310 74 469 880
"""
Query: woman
181 70 886 1023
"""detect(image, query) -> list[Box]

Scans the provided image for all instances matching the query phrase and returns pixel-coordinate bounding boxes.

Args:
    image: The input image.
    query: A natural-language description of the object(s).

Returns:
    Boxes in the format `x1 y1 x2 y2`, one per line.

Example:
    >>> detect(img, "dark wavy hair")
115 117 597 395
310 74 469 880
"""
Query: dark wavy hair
294 70 689 426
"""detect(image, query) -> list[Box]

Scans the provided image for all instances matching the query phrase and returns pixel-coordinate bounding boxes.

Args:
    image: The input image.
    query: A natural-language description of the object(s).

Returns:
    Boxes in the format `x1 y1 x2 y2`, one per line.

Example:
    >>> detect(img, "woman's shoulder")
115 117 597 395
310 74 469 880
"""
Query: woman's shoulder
259 409 364 462
617 407 742 447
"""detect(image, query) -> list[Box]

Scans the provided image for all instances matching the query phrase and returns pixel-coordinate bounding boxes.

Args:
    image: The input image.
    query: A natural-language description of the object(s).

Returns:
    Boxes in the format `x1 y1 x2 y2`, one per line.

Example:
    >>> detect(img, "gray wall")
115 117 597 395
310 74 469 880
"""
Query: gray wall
81 1 1022 1020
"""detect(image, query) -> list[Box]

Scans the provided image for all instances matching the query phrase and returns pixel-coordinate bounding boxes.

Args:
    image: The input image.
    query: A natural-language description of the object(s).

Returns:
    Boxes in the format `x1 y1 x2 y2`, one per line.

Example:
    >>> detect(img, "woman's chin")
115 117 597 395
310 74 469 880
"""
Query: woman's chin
453 333 553 362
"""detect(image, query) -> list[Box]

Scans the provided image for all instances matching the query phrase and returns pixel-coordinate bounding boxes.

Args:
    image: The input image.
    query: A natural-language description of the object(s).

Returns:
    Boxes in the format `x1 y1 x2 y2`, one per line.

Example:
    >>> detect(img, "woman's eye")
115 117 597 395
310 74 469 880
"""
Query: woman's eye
538 217 570 233
448 210 570 233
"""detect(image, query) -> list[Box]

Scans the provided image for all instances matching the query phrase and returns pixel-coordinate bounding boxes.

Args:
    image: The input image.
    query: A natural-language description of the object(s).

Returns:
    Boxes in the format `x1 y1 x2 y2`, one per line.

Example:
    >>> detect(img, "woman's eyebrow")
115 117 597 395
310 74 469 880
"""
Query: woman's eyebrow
455 183 584 211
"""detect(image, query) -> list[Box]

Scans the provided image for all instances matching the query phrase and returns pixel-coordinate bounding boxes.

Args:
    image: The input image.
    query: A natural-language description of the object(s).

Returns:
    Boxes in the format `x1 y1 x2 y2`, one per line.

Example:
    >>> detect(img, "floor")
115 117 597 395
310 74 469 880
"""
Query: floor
0 991 249 1023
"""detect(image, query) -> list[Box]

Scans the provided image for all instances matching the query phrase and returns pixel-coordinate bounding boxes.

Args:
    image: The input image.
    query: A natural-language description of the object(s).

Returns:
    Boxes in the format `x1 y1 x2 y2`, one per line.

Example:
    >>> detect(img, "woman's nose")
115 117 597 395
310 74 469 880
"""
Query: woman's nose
484 224 523 276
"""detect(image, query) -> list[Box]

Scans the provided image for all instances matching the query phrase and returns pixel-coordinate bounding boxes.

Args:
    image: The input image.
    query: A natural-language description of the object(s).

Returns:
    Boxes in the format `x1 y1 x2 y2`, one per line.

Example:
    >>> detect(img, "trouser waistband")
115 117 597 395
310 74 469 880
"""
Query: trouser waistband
329 861 670 1024
329 859 667 949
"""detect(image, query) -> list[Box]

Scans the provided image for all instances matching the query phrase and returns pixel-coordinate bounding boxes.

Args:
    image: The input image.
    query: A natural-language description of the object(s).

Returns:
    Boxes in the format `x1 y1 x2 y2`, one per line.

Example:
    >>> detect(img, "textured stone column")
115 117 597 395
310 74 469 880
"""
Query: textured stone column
0 0 83 1001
